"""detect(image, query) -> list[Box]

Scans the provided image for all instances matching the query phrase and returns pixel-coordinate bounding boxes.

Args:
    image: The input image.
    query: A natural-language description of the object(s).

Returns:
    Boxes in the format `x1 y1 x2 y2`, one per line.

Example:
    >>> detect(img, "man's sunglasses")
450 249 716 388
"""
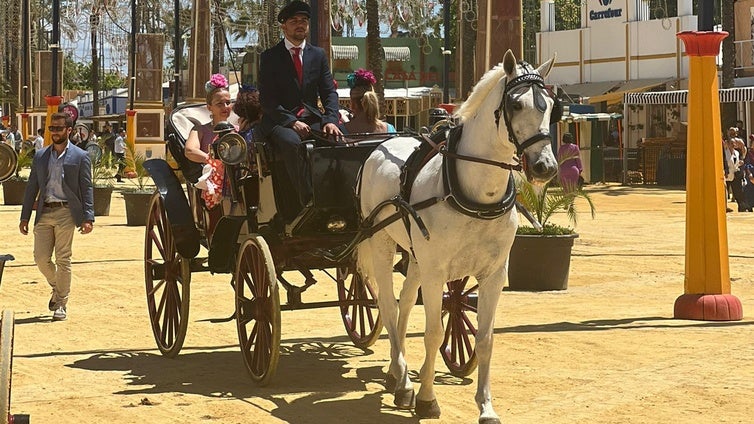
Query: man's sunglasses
47 126 68 132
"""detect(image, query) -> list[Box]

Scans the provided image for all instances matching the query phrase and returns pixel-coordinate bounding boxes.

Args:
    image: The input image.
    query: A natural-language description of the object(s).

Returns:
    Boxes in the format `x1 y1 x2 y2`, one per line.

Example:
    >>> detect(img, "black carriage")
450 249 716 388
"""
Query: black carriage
142 103 478 384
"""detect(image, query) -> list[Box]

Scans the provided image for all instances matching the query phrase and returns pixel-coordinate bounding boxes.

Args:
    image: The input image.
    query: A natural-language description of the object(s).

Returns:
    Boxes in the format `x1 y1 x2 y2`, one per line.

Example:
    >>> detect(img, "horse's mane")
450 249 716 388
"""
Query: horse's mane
455 63 508 122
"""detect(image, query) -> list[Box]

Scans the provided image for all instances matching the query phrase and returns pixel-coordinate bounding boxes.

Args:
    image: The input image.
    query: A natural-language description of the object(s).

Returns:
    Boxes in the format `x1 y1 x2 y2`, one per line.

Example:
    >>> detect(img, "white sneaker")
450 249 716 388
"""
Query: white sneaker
52 306 67 321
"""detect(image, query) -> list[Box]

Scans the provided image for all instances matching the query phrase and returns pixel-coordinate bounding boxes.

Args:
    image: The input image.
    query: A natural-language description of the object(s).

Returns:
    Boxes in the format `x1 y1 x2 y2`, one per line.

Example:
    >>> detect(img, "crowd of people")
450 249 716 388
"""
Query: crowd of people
724 123 754 213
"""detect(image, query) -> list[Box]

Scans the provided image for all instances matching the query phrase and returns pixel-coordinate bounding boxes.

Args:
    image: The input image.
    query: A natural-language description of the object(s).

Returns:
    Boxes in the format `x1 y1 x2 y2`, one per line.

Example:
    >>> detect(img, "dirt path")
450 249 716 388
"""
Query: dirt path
0 185 753 424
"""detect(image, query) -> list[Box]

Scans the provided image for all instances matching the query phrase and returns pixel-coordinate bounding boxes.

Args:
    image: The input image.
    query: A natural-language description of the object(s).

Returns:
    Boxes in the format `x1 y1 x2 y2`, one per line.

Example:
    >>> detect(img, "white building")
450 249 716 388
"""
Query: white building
537 0 702 184
538 0 696 102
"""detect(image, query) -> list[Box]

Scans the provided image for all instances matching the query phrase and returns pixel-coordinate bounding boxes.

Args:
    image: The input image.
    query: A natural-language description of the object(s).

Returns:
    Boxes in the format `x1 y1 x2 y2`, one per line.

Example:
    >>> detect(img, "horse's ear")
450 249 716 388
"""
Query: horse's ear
503 50 517 75
536 53 557 79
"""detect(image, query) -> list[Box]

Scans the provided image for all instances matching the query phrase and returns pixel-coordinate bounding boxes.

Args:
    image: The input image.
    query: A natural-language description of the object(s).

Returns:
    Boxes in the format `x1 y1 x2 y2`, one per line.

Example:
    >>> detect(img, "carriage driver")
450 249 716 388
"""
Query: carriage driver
257 0 344 218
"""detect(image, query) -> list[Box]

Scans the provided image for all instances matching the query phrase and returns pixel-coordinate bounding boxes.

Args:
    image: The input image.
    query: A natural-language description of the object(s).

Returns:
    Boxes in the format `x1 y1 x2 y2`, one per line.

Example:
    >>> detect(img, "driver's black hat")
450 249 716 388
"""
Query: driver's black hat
277 1 311 23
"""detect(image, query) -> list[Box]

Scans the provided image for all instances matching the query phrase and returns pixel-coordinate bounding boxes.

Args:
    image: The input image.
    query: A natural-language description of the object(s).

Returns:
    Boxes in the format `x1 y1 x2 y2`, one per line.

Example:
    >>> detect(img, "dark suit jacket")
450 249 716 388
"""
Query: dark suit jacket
20 143 94 227
258 40 340 135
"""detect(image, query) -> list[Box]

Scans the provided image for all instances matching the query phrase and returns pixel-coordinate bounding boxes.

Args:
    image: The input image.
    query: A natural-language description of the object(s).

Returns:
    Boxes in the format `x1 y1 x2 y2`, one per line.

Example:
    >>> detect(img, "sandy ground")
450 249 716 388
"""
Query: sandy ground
0 183 753 424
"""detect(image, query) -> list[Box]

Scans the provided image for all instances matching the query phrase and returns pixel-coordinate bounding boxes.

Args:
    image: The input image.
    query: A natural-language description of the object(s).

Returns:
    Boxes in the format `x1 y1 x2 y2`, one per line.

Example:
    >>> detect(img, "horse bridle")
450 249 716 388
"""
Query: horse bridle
494 70 554 155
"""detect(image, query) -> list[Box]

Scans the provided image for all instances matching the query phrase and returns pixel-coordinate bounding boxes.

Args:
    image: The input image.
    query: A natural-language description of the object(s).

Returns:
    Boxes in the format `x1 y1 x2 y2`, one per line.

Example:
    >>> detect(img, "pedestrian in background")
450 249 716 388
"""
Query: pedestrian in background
113 129 126 183
34 128 45 152
18 112 94 321
557 132 583 192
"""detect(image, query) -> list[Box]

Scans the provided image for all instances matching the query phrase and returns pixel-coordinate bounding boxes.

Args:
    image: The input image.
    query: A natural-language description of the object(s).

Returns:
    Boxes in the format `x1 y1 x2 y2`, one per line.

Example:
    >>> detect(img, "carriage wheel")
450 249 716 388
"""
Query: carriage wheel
336 267 382 349
235 236 281 386
440 277 479 377
0 310 14 424
144 193 191 358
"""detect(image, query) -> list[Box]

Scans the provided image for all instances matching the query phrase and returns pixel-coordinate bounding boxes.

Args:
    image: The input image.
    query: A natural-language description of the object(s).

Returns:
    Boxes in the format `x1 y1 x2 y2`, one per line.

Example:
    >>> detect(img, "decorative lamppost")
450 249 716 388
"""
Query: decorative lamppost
673 0 742 321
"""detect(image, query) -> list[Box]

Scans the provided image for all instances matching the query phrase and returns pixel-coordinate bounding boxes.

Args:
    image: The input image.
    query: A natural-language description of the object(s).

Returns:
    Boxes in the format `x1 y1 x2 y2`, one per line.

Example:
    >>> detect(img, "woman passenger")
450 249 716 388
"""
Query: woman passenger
344 69 396 134
185 73 236 210
185 73 235 164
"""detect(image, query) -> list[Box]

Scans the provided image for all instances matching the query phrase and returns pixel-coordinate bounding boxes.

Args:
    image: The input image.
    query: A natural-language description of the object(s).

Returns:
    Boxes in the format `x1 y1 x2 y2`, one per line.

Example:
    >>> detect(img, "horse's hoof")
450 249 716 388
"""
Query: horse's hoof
393 388 415 409
415 399 441 419
479 417 501 424
385 373 397 391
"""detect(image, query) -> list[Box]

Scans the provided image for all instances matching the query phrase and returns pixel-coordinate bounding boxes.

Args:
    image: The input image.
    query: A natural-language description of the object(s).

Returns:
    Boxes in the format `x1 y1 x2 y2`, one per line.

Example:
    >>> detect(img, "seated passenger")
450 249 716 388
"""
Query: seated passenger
185 73 235 164
233 85 262 143
344 69 396 134
185 73 237 209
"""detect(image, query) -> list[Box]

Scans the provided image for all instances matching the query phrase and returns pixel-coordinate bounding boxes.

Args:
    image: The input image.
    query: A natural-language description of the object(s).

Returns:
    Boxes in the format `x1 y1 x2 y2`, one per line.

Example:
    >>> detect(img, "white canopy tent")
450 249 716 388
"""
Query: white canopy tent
620 86 754 184
558 111 622 183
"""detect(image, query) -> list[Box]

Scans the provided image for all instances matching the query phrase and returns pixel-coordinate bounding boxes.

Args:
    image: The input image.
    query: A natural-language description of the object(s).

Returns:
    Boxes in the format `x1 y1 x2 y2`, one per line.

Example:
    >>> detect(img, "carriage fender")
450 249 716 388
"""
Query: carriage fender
207 216 247 273
143 159 200 258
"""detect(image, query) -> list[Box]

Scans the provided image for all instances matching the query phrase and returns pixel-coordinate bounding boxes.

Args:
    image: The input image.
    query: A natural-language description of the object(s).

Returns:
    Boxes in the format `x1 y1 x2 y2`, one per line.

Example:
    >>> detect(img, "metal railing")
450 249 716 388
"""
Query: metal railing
735 39 754 76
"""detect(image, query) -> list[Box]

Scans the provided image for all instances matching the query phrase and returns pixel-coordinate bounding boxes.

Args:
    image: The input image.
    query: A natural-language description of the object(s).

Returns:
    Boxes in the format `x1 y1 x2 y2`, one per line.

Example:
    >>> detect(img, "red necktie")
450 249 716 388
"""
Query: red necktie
291 47 303 85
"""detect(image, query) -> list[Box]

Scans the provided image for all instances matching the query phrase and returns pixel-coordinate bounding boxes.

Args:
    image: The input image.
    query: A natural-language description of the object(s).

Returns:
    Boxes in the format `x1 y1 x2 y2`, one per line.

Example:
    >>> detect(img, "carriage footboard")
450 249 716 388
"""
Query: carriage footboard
144 159 200 258
208 216 246 273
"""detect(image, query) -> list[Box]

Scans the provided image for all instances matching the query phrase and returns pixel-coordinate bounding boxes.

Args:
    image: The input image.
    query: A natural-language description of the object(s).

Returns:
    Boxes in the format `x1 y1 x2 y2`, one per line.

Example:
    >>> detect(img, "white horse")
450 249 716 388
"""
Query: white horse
356 50 558 423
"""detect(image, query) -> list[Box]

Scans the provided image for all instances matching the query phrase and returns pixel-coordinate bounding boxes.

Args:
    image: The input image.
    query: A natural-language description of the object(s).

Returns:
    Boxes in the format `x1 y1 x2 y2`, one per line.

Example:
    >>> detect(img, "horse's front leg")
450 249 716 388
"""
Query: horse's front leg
396 256 421 357
364 239 416 409
474 271 506 424
415 280 444 419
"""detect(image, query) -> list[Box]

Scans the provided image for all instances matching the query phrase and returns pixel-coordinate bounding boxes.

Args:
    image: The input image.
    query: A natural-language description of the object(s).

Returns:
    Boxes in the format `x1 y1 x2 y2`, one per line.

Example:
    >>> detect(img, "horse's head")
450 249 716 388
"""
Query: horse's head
497 50 559 184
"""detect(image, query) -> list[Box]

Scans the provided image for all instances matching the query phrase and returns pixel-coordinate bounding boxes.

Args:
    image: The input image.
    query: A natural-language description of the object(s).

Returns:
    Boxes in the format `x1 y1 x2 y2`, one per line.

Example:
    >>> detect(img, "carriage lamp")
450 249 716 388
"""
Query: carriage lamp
215 132 247 165
326 215 347 232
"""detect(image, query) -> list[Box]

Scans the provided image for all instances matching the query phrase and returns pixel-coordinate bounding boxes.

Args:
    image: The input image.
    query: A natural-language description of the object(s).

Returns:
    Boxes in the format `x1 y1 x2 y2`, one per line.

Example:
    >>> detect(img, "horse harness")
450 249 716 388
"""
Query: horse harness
321 67 555 262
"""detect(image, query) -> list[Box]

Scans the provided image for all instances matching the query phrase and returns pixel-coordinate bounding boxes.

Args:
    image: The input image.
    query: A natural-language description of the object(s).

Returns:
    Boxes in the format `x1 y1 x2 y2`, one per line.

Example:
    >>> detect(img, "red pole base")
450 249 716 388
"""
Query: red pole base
674 293 743 321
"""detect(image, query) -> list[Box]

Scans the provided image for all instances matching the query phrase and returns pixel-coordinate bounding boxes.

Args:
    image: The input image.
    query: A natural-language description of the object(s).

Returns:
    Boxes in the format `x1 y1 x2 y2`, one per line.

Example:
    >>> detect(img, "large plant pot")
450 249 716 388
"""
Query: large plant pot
2 179 27 205
507 233 578 291
123 191 153 226
93 186 113 216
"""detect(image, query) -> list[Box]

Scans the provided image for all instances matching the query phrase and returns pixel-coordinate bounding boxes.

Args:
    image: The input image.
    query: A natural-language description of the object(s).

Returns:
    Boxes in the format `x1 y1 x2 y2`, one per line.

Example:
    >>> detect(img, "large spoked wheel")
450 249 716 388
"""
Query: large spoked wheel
235 236 281 386
440 277 479 377
336 266 382 349
144 193 191 358
0 310 14 424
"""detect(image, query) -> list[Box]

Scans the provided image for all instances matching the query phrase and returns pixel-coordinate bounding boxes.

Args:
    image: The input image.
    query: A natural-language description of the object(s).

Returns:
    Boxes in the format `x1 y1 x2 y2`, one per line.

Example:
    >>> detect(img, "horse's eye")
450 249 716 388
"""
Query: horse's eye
512 101 523 111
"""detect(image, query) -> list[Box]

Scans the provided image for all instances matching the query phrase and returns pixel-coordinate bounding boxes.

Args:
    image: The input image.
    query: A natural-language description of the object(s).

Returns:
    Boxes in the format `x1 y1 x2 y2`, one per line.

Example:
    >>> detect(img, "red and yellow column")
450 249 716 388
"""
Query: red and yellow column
674 31 742 321
124 109 137 176
44 95 64 147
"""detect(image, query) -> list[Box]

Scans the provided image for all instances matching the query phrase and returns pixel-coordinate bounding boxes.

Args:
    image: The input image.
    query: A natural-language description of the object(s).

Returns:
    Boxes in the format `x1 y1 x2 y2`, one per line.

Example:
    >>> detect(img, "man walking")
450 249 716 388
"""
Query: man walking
19 112 94 321
113 128 126 183
33 128 44 152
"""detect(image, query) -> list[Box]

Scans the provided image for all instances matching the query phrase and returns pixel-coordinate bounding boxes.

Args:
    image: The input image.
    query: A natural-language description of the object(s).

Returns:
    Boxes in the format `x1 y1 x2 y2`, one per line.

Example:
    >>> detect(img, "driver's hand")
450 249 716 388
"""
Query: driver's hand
323 123 343 137
291 121 310 139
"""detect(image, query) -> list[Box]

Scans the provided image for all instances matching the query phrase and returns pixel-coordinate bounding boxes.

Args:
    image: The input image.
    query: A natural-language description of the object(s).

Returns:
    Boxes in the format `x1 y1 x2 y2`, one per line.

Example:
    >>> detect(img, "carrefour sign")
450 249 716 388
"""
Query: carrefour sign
590 0 623 21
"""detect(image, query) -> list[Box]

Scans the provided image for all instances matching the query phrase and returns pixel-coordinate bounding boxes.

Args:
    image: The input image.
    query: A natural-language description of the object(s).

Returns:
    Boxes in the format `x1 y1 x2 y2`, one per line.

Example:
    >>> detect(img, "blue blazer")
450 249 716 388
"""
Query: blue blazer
20 143 94 227
258 40 340 135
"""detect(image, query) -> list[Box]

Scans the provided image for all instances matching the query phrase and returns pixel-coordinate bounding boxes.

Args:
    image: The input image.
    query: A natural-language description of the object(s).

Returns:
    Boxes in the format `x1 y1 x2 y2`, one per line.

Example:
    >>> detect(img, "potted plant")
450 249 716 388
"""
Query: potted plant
122 142 154 226
2 148 33 205
507 174 595 291
91 151 116 216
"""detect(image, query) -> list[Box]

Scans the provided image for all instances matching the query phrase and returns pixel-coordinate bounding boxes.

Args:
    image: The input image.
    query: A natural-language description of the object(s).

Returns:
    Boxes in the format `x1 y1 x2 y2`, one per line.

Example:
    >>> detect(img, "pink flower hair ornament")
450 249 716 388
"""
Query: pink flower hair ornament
347 68 377 89
205 73 229 94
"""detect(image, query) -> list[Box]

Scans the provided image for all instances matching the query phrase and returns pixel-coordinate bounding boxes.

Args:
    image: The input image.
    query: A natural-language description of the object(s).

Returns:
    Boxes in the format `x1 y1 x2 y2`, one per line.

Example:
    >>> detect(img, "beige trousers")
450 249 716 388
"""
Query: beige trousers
33 207 76 307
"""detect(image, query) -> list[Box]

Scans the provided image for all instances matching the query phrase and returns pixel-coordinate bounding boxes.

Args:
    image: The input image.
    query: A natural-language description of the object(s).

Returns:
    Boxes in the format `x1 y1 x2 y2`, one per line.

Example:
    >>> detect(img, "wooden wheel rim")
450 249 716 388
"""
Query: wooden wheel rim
440 277 479 377
336 267 382 349
235 236 281 386
144 193 191 357
0 310 14 424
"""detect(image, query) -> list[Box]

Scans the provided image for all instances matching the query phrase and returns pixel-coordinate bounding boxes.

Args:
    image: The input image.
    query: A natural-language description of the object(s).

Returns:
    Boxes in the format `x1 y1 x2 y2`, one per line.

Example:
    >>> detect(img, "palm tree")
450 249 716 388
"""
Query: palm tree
365 0 385 115
720 0 735 128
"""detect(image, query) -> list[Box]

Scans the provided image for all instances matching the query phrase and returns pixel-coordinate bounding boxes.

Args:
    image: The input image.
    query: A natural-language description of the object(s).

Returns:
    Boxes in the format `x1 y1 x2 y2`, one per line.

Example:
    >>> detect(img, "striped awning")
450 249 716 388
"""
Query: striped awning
561 112 623 123
625 86 754 105
331 45 359 60
383 46 411 62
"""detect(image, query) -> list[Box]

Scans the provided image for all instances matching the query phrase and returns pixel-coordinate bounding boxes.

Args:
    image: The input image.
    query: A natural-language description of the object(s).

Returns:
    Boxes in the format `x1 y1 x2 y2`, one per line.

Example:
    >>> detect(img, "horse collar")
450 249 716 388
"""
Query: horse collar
442 125 517 220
